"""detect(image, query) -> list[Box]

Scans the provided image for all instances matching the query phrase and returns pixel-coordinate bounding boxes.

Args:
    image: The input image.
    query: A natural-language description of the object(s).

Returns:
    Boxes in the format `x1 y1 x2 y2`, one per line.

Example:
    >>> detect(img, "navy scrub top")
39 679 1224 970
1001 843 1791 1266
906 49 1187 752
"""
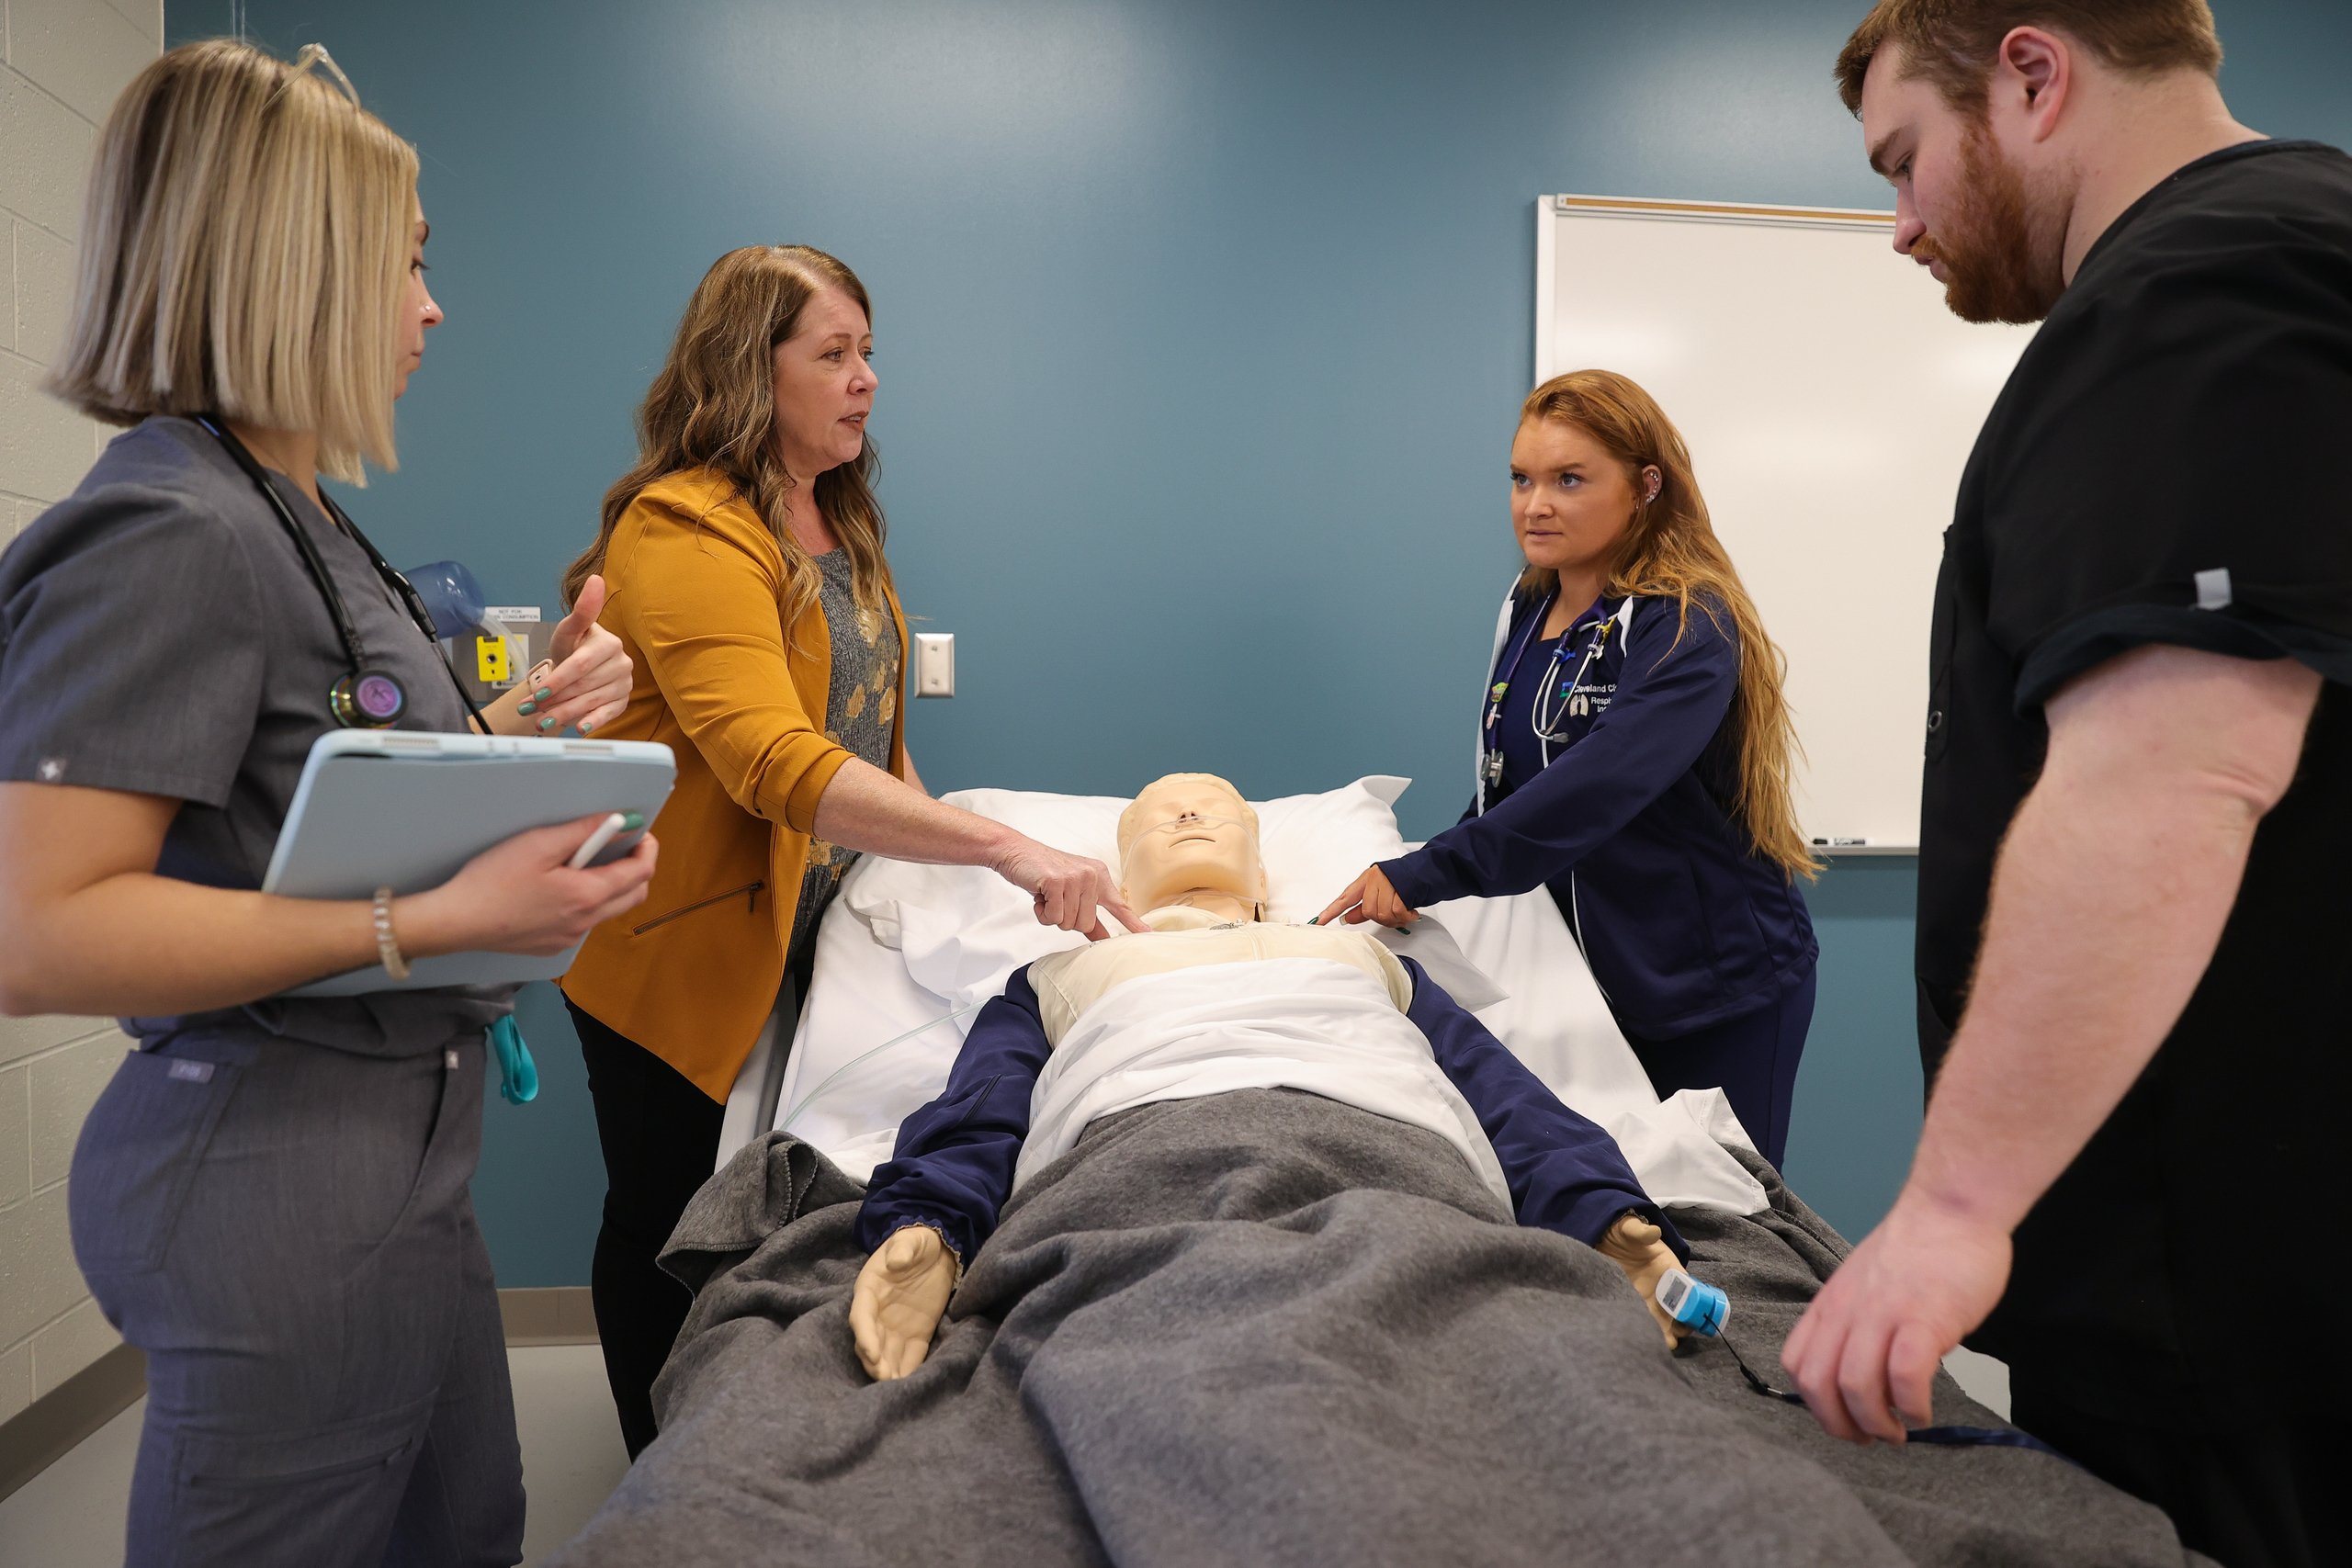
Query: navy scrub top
1381 591 1815 1039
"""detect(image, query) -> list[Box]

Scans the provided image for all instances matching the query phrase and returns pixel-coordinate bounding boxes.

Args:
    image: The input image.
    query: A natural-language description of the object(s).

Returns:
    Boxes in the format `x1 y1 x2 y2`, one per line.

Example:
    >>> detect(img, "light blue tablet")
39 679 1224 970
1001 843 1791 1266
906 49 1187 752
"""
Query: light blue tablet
262 729 676 997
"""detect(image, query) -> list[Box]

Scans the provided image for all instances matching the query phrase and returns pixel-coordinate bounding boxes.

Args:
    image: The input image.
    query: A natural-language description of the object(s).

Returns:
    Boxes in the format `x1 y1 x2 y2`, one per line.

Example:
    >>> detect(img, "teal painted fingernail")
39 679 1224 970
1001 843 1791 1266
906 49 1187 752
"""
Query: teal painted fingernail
535 687 554 703
517 700 537 715
578 719 595 734
537 716 557 732
620 811 644 829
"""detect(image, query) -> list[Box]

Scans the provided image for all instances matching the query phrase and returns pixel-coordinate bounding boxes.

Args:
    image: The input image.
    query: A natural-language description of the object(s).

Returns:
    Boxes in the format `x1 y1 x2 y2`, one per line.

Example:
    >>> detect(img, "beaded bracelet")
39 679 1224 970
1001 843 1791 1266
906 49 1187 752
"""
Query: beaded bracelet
371 886 413 982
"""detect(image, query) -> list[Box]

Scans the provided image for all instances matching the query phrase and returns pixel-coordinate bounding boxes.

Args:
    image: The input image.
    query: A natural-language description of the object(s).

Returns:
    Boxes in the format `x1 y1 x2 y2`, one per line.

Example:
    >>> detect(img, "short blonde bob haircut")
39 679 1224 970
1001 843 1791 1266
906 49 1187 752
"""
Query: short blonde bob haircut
49 39 419 484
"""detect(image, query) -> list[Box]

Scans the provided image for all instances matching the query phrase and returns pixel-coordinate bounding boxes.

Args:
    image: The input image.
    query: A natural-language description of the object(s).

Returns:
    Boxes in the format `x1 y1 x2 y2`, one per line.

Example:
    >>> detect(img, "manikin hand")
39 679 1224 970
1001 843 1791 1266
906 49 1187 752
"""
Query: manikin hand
850 1224 959 1381
1597 1213 1688 1349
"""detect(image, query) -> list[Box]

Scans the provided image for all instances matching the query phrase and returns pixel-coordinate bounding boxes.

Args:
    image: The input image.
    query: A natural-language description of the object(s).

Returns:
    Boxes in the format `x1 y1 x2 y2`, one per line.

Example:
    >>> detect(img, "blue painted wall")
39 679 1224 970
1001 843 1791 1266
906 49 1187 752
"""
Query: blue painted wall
168 0 2352 1280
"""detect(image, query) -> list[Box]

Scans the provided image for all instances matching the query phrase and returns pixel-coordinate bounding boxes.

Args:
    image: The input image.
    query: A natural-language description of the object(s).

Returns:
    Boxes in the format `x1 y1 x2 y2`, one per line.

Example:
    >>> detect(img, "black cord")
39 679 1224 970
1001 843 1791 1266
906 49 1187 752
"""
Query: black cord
1709 1329 2078 1464
198 418 379 675
200 416 492 732
314 490 491 733
1717 1331 1807 1404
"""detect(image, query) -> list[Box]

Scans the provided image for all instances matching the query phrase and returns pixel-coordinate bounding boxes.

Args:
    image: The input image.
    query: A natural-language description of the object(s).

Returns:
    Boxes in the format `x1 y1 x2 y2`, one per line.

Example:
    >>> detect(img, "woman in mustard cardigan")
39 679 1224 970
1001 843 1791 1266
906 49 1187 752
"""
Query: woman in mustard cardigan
560 246 1137 1455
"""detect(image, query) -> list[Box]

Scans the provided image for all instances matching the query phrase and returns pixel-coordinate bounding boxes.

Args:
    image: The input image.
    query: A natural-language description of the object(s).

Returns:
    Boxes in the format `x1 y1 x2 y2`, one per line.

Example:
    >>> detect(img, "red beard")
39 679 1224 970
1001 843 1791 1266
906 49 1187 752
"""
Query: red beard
1915 121 2064 325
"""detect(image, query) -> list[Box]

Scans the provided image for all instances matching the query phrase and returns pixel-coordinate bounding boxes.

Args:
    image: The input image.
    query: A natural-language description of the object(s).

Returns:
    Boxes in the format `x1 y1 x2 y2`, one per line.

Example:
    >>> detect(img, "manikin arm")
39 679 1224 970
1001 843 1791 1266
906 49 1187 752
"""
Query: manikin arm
850 969 1053 1380
1401 957 1694 1347
850 1225 959 1381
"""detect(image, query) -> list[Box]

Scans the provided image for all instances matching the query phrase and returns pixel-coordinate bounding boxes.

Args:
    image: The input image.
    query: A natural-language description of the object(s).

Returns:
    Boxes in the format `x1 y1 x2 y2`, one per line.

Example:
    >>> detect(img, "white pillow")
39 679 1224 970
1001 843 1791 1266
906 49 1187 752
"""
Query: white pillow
840 776 1419 1012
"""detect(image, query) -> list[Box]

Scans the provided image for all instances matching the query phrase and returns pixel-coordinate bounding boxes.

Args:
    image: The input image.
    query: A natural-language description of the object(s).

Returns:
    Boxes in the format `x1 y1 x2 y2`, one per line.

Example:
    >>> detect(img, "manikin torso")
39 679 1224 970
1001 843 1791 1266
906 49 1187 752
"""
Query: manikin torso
1028 907 1410 1043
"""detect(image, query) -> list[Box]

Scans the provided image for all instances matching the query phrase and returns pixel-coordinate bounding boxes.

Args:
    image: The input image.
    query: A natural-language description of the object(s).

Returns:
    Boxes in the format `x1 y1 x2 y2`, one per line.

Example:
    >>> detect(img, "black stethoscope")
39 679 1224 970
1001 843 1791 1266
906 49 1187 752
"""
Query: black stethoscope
1480 592 1634 795
198 416 483 731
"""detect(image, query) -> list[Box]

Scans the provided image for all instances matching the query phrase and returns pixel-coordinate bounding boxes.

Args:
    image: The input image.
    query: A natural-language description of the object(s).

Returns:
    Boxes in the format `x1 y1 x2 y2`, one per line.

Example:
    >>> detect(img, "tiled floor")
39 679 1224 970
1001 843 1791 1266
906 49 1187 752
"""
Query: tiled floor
0 1344 628 1567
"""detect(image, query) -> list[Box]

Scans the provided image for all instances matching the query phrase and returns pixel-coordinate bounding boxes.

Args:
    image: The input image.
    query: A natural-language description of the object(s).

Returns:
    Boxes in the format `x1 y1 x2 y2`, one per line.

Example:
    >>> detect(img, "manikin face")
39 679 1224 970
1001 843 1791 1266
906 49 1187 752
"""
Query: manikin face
1510 418 1656 589
1118 774 1267 915
1860 45 2064 324
394 212 442 400
771 287 877 480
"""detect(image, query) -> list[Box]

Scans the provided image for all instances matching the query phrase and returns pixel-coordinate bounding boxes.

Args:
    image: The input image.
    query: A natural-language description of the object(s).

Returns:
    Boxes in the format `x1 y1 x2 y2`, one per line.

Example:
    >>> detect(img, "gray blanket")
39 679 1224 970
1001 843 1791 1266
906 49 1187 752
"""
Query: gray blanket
550 1089 2208 1567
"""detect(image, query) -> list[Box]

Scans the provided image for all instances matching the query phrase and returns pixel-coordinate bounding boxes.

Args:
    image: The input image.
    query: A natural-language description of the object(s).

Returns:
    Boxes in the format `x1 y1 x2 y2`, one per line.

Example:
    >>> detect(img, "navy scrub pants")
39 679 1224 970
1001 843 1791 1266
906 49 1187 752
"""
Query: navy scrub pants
70 1028 524 1568
1623 965 1815 1170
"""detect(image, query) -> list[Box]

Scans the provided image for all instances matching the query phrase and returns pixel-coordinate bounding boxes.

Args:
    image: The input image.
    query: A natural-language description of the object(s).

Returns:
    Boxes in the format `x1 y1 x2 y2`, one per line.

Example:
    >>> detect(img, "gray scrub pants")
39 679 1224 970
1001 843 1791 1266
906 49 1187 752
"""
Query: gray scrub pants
69 1027 525 1568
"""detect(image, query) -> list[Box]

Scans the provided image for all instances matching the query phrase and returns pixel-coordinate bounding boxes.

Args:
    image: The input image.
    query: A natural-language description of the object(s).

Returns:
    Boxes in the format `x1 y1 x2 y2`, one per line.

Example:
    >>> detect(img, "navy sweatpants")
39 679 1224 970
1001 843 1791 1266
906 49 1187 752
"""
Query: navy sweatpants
1623 966 1815 1169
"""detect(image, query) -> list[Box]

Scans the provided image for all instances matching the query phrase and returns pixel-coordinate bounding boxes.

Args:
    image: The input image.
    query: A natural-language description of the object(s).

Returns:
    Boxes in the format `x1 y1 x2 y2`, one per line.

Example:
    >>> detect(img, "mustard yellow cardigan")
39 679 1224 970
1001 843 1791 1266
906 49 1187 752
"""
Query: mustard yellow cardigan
560 468 907 1100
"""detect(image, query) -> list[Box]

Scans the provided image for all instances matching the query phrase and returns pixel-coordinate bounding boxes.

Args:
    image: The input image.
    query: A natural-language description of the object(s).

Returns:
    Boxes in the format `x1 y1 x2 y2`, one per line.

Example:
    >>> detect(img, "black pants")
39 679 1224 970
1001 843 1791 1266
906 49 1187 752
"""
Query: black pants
568 1001 725 1460
2012 1382 2324 1568
568 935 816 1459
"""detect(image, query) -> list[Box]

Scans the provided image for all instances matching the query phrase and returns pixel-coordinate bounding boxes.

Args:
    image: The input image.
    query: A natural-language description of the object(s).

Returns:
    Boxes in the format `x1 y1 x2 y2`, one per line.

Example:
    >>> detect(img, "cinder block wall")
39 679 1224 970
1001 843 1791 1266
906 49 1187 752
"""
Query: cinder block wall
0 0 163 1424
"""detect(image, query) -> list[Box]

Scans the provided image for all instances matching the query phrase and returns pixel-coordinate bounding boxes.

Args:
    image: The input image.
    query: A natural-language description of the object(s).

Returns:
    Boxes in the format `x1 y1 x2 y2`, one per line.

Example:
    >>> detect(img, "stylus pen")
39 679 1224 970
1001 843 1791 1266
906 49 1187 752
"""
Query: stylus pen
567 812 634 870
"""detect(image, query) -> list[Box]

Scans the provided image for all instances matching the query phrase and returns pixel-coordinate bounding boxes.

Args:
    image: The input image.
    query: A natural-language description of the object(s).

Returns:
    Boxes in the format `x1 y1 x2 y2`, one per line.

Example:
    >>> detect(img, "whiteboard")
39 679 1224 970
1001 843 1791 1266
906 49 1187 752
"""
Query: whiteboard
1537 195 2035 851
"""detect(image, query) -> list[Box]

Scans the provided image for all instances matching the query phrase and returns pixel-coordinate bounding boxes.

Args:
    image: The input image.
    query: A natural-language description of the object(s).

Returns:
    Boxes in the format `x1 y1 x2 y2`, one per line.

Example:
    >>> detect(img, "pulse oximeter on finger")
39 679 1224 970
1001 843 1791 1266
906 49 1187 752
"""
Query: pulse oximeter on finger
1656 1269 1729 1337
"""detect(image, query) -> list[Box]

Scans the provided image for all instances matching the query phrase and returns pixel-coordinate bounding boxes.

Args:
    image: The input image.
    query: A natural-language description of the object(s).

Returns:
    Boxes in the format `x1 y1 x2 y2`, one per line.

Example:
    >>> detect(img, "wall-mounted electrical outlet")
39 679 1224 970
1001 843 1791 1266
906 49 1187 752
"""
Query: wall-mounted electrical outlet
915 633 955 697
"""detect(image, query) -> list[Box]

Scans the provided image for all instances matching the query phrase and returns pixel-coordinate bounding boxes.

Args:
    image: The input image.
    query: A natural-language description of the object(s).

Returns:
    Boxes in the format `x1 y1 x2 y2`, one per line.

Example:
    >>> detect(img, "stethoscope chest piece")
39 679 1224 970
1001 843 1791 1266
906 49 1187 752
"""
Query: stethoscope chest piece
197 414 478 733
1479 592 1634 808
328 668 409 728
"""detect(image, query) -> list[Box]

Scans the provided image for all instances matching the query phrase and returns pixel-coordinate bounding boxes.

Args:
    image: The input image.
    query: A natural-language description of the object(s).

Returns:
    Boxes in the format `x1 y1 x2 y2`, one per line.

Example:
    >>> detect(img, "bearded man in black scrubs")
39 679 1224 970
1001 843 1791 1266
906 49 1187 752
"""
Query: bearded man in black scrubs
1780 6 2350 1565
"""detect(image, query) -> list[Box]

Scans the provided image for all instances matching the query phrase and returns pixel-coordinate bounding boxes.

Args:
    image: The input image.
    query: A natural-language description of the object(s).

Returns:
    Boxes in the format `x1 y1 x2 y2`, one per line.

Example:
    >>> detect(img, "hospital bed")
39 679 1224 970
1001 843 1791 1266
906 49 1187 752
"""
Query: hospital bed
548 779 2211 1568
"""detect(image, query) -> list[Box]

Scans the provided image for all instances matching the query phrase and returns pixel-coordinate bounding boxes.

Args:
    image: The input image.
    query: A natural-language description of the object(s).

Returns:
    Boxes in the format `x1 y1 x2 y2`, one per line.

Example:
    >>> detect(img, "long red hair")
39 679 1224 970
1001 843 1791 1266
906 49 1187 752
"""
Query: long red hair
1517 370 1816 881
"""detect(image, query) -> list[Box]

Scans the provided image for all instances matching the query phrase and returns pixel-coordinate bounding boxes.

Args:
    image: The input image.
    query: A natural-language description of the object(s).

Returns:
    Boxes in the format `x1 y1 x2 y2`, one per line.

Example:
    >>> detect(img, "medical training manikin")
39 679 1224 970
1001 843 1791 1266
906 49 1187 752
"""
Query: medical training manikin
849 773 1703 1381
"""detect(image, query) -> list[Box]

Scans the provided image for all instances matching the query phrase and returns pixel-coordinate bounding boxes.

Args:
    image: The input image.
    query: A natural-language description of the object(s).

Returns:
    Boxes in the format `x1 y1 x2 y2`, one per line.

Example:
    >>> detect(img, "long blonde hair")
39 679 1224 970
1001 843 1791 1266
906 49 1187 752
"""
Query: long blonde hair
1517 370 1817 882
49 39 417 485
563 245 892 633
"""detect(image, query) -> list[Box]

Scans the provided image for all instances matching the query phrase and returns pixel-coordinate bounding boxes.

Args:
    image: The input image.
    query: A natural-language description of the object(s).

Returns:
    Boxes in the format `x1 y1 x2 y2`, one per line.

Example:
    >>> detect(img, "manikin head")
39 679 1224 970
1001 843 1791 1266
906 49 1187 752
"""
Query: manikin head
1835 1 2227 322
1116 773 1269 921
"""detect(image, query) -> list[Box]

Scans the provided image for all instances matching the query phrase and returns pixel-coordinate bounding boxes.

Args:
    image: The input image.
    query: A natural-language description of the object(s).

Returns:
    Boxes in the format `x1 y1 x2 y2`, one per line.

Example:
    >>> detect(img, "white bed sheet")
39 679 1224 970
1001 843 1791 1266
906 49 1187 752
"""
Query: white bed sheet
719 804 1767 1216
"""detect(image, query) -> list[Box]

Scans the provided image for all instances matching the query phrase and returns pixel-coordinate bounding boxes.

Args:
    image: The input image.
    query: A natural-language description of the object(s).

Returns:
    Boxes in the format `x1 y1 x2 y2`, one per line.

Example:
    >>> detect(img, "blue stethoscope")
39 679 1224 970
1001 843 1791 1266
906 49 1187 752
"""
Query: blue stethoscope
1480 593 1634 797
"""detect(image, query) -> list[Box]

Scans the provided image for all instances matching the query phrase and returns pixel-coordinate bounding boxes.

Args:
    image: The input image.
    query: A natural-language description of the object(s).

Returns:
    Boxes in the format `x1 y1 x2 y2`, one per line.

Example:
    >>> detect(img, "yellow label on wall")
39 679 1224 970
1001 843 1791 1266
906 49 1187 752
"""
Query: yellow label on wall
475 636 511 683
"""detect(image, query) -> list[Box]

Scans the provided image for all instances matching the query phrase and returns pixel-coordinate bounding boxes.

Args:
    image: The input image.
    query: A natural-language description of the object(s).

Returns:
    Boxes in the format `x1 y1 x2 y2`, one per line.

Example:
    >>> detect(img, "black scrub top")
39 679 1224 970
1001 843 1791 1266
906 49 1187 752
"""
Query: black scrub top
1918 141 2352 1426
0 416 509 1056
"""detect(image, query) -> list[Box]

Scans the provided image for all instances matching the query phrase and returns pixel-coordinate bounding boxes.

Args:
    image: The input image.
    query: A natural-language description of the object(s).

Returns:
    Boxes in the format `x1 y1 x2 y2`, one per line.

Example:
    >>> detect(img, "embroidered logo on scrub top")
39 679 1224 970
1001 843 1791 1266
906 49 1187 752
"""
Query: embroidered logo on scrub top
1567 682 1618 718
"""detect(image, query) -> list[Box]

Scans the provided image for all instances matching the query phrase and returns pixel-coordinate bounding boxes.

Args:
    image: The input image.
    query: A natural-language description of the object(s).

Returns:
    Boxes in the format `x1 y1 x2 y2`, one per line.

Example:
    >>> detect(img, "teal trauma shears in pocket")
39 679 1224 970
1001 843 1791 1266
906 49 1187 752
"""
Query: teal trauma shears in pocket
489 1016 538 1105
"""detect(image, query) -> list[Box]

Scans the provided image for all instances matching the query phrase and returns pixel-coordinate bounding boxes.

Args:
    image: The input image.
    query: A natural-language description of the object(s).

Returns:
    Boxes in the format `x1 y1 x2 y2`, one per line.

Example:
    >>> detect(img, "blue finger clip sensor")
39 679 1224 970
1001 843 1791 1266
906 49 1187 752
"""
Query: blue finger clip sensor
1656 1269 1729 1337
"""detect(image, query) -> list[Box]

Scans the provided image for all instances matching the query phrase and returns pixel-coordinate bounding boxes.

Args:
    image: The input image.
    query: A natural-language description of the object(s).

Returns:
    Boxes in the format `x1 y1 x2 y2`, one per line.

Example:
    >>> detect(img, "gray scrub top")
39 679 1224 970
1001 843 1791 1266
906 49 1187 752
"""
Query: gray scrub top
0 416 511 1055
